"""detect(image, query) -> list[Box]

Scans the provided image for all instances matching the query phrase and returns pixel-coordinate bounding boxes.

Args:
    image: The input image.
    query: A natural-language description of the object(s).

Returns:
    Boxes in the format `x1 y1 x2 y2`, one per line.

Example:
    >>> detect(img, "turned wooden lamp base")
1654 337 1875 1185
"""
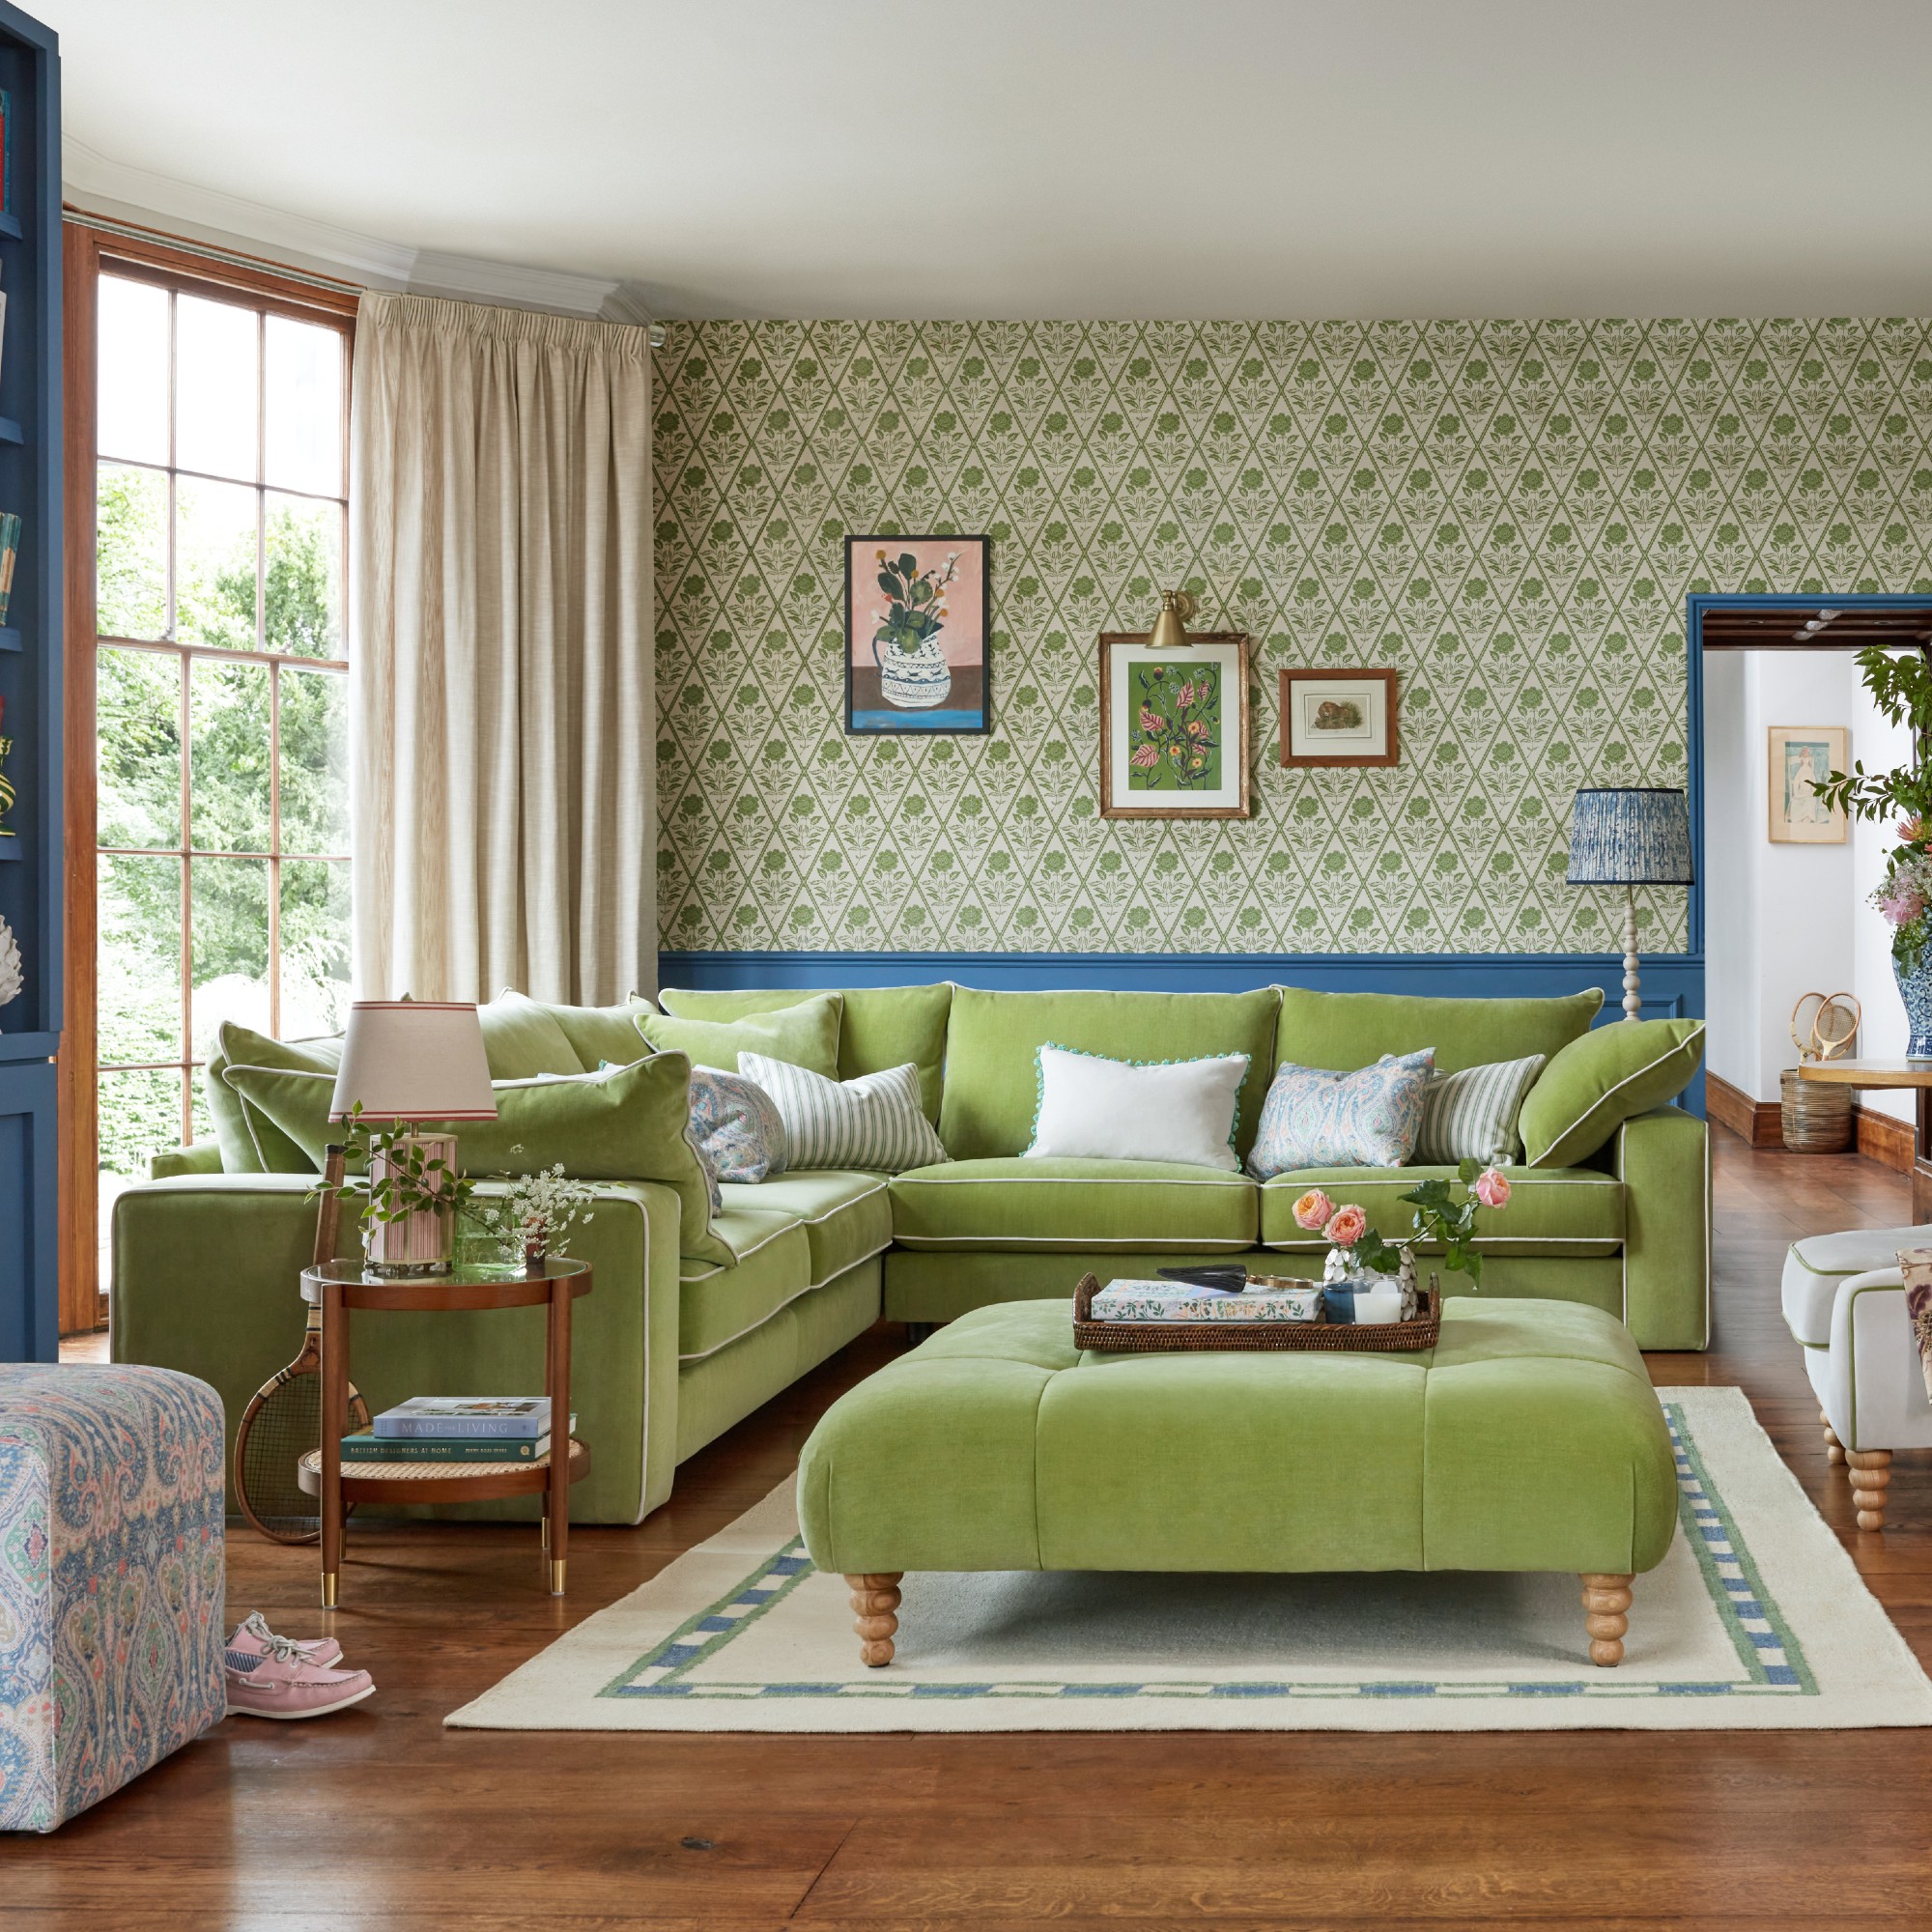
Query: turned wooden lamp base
1580 1572 1634 1666
847 1572 903 1666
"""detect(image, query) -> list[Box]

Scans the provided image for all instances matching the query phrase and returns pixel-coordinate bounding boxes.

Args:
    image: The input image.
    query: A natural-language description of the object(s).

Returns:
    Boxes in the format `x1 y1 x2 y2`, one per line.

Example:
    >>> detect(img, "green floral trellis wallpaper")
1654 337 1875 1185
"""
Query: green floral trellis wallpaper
653 319 1932 956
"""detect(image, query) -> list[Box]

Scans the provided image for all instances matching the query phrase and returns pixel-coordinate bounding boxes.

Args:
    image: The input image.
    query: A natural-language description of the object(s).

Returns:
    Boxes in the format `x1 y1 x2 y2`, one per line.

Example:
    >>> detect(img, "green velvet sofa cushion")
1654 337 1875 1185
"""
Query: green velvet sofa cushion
719 1171 894 1287
658 983 953 1123
1273 985 1605 1076
797 1295 1677 1578
475 990 592 1079
222 1050 734 1265
889 1156 1257 1251
937 987 1279 1161
676 1208 812 1360
639 994 842 1080
209 1024 345 1175
1258 1165 1624 1255
534 994 660 1071
1519 1018 1706 1168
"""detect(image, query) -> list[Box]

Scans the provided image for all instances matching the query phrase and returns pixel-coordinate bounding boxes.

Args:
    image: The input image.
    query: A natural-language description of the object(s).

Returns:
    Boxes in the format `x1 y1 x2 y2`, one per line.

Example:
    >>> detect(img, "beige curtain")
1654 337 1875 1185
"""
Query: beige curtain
349 293 655 1005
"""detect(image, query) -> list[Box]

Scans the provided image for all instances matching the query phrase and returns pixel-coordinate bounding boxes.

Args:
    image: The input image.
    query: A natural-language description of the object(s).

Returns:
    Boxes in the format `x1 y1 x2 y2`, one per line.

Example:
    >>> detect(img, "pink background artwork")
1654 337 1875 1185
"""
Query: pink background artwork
850 539 986 668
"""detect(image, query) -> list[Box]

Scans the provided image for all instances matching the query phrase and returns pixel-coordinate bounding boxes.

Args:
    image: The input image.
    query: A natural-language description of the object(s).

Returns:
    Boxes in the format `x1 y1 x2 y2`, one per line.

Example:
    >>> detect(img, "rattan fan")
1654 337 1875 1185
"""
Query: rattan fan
232 1146 371 1544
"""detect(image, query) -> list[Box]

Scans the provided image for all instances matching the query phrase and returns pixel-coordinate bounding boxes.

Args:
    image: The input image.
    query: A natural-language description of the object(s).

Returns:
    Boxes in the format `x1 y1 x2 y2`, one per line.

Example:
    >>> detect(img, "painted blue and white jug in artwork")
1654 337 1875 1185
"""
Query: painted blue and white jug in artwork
1897 949 1932 1063
873 633 952 710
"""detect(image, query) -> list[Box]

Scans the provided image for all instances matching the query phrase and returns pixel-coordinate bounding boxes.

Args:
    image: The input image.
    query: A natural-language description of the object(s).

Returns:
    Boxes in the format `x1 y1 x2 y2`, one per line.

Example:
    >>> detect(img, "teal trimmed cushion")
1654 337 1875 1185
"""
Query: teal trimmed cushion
1273 985 1603 1076
1024 1044 1249 1171
640 994 841 1079
1247 1051 1434 1178
739 1054 947 1173
1414 1054 1546 1164
1259 1166 1624 1255
657 983 952 1123
889 1156 1257 1251
1519 1019 1706 1168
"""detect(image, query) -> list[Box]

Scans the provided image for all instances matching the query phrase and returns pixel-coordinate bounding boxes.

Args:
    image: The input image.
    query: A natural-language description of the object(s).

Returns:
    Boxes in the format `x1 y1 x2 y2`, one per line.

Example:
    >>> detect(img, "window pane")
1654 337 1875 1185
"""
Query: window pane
280 859 351 1038
99 1065 186 1188
98 853 182 1065
176 474 258 650
189 1067 214 1148
96 462 168 639
175 293 258 481
98 276 169 466
189 854 269 1057
189 657 270 852
263 493 342 658
265 316 343 496
98 646 180 850
279 666 348 855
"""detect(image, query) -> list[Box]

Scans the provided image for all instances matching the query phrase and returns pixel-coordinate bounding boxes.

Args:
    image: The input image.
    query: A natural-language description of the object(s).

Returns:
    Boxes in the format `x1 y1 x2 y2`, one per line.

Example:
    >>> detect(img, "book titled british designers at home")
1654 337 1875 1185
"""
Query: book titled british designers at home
373 1397 554 1439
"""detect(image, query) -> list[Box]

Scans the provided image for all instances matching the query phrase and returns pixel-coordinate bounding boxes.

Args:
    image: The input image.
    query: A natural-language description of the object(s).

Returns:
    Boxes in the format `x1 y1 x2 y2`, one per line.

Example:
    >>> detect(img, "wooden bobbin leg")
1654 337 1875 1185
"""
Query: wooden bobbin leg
1579 1572 1634 1667
1821 1406 1845 1467
847 1572 902 1667
1846 1449 1892 1532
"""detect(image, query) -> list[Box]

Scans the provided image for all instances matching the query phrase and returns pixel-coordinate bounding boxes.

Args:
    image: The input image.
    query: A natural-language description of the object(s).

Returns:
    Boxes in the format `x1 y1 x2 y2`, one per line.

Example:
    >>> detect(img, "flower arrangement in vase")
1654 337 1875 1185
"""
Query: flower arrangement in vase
1810 649 1932 1058
309 1103 477 1275
1292 1160 1513 1306
473 1161 598 1268
869 547 960 709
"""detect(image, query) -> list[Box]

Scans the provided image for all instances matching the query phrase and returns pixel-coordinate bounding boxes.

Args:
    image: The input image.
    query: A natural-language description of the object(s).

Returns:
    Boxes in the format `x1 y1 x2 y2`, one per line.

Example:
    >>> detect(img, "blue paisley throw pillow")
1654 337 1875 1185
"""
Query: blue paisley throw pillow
1246 1049 1435 1178
688 1065 788 1186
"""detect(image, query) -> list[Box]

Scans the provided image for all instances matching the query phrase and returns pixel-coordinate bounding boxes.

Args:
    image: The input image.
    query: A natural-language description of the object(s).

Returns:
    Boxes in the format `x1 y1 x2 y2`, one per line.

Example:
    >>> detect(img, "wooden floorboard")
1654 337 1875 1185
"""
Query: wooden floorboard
24 1138 1932 1928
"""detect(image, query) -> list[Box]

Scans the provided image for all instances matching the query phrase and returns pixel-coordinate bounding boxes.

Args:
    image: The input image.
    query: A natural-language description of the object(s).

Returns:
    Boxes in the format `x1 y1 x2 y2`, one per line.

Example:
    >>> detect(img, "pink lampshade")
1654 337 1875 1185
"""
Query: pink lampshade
327 1001 498 1123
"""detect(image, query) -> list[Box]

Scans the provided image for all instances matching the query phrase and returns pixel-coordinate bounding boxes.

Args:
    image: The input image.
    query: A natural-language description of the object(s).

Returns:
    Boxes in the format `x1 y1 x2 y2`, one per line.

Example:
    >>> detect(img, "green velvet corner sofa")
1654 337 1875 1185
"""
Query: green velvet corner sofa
110 981 1709 1526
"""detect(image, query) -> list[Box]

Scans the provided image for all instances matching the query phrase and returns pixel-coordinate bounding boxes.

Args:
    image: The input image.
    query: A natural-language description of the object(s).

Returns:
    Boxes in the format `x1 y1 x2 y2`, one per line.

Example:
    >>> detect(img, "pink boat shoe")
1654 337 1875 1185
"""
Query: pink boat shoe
224 1646 375 1720
227 1610 344 1669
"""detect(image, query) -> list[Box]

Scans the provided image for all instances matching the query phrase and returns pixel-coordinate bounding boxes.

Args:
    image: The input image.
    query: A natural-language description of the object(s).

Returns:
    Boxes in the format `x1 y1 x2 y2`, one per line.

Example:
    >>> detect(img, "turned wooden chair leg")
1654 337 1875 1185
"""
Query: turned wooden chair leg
1580 1572 1634 1667
1821 1406 1845 1466
847 1572 903 1667
1846 1449 1892 1531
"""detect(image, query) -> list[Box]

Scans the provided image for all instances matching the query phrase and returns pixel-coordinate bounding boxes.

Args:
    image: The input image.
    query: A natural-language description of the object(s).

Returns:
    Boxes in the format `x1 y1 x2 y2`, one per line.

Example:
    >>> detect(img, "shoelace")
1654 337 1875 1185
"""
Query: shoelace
239 1613 311 1665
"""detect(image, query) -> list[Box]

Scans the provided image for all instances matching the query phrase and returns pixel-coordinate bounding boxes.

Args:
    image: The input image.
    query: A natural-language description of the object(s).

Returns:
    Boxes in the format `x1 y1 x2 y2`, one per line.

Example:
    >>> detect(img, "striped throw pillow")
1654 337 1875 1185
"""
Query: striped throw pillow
1413 1054 1546 1165
738 1055 949 1173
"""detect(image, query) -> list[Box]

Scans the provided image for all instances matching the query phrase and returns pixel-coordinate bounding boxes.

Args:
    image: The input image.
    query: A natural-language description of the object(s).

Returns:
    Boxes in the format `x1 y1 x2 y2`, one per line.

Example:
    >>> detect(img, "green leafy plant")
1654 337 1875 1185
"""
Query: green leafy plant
308 1102 477 1236
869 547 959 656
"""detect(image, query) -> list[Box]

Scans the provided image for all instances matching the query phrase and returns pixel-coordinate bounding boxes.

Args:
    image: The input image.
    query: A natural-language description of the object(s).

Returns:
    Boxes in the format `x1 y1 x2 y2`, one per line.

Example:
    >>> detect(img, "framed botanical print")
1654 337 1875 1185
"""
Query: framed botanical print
1768 724 1848 843
1279 667 1399 767
1098 632 1252 819
844 534 990 734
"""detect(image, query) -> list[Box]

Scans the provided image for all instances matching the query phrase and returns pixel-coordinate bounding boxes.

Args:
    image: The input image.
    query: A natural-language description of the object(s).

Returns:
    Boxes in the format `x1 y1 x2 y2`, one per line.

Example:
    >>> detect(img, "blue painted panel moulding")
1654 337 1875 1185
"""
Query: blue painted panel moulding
657 949 1708 1115
0 1059 56 1361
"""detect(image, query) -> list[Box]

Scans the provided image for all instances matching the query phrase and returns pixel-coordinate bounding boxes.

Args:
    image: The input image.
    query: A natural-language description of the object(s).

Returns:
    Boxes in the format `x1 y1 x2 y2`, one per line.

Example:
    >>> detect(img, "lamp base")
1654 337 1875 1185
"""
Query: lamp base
1622 885 1642 1022
365 1132 460 1273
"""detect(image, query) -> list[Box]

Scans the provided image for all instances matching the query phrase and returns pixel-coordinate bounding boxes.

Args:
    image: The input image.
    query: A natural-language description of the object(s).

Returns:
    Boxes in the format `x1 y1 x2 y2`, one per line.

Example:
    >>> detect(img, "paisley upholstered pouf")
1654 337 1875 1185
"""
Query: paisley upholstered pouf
0 1364 226 1833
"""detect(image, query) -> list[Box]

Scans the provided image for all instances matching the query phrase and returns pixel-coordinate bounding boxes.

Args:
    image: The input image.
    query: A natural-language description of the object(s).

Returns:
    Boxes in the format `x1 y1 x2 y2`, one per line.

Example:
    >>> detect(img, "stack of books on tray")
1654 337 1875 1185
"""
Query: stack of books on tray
340 1397 576 1463
1090 1280 1327 1323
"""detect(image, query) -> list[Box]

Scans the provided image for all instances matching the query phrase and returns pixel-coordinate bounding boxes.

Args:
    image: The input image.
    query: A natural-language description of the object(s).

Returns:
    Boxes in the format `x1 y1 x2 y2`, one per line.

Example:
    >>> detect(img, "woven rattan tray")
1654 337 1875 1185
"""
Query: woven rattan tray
1071 1272 1442 1353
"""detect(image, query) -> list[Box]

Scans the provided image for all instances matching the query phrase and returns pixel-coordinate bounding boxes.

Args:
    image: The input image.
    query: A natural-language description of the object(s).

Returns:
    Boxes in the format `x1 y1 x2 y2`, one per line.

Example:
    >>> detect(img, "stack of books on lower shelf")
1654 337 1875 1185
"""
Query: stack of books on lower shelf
341 1397 576 1463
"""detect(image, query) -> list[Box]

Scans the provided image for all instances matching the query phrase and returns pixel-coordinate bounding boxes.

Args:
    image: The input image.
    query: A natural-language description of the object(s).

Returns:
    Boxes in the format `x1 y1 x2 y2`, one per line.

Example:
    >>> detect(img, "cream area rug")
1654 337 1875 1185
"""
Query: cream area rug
446 1388 1932 1733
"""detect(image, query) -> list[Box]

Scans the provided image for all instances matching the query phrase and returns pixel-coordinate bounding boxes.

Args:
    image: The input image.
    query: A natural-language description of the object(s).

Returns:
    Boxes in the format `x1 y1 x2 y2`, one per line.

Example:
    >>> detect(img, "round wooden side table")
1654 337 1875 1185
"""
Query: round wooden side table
295 1258 592 1608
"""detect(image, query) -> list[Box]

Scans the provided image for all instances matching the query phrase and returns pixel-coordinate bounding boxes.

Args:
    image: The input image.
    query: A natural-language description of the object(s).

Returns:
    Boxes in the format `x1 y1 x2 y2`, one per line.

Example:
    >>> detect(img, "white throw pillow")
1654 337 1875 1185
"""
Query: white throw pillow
737 1055 948 1173
1024 1043 1249 1171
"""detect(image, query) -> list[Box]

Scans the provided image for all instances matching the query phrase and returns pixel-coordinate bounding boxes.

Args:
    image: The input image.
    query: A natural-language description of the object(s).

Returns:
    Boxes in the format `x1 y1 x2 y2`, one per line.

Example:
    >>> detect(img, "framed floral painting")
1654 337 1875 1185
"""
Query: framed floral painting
1098 633 1252 819
845 534 990 733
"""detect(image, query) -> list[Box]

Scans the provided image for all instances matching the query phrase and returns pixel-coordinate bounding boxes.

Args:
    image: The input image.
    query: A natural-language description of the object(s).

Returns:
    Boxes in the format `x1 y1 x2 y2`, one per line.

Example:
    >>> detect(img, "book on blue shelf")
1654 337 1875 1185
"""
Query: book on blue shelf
340 1425 573 1463
373 1396 555 1439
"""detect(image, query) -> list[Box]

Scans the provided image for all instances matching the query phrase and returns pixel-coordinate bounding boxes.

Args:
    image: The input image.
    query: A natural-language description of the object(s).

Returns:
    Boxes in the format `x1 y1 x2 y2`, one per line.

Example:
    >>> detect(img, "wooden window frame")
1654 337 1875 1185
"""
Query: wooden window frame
61 222 358 1333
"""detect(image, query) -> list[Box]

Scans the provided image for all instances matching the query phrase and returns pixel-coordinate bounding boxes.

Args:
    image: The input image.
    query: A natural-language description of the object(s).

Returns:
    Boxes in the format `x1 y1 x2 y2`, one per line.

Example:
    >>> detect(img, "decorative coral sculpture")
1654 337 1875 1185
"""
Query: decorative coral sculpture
0 914 19 1009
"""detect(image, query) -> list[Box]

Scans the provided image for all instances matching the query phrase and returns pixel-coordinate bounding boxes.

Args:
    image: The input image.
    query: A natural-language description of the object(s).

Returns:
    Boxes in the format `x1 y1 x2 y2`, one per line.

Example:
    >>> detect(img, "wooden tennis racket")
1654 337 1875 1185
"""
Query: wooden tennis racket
233 1146 372 1545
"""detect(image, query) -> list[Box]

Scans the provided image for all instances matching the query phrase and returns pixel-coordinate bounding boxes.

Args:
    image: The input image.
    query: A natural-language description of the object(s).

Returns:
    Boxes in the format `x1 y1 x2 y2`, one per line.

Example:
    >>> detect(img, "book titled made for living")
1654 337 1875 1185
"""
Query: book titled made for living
373 1397 554 1439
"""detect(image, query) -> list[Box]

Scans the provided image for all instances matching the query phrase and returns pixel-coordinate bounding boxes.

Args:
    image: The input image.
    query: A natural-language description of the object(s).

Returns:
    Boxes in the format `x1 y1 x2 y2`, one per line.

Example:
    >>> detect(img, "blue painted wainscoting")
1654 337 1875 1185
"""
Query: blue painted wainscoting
656 951 1708 1118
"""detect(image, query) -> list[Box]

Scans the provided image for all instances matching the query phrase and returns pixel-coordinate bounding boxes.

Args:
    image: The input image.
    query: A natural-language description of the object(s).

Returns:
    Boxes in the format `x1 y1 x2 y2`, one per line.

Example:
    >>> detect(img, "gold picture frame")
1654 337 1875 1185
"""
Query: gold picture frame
1098 633 1253 820
1767 724 1848 843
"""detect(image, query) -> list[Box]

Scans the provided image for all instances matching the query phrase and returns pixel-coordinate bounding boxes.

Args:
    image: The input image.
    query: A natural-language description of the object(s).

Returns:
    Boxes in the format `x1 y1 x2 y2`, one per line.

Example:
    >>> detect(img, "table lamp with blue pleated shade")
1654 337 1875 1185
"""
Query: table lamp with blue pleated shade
1566 787 1694 1020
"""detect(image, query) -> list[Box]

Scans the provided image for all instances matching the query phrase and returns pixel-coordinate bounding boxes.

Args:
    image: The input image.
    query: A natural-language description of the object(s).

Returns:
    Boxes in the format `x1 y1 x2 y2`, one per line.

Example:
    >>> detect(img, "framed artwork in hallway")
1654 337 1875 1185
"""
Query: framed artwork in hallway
844 535 991 733
1098 632 1253 819
1767 724 1848 843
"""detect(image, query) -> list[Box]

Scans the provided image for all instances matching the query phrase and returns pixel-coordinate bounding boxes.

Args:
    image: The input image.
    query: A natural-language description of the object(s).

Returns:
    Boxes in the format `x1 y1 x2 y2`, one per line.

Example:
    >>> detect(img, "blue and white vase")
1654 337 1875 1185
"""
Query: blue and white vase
874 635 952 710
1898 947 1932 1062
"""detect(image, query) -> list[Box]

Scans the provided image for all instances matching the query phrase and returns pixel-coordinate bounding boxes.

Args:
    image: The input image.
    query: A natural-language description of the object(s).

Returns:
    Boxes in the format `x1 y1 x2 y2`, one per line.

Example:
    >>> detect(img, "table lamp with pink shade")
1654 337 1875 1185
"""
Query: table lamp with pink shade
327 1000 497 1276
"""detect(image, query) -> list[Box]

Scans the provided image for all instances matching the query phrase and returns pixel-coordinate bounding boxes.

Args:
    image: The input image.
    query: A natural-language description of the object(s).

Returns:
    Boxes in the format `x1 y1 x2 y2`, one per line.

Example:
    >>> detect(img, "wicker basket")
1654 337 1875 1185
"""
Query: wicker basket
1070 1271 1442 1353
1780 1066 1853 1152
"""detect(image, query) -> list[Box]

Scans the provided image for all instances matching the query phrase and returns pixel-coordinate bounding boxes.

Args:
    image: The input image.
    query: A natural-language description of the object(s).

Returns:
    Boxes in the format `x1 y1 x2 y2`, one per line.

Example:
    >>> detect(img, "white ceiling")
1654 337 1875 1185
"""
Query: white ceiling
43 0 1932 320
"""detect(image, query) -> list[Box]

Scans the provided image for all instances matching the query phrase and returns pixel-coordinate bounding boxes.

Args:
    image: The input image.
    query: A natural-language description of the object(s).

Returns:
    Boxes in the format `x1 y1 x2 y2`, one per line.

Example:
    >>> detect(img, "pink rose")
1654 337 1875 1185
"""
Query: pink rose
1473 1168 1512 1210
1324 1204 1368 1248
1292 1188 1335 1232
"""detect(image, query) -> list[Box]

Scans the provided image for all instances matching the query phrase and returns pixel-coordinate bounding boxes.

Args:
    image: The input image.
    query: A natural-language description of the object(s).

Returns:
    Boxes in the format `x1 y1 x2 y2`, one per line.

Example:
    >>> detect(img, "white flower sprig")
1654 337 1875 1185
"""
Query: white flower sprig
476 1156 597 1259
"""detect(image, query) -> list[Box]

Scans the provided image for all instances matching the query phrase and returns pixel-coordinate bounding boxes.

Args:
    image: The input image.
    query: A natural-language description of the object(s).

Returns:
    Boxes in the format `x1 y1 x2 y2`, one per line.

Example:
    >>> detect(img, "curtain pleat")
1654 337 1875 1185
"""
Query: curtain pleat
349 293 655 1004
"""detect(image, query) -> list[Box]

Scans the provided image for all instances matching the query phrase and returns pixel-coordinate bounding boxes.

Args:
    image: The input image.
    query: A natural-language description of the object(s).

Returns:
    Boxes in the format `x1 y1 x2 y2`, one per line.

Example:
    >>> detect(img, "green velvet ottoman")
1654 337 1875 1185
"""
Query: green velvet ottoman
797 1295 1678 1670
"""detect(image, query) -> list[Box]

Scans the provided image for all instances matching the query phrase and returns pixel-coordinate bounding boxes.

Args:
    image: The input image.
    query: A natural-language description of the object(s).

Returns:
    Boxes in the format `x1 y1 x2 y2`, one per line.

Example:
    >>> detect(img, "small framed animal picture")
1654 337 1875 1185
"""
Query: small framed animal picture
1098 632 1253 820
845 534 991 734
1767 724 1848 843
1279 668 1399 768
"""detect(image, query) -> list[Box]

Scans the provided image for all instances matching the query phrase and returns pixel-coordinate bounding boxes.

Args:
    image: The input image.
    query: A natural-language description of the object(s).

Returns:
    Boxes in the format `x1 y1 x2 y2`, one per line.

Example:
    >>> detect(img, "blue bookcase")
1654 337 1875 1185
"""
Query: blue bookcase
0 1 60 1361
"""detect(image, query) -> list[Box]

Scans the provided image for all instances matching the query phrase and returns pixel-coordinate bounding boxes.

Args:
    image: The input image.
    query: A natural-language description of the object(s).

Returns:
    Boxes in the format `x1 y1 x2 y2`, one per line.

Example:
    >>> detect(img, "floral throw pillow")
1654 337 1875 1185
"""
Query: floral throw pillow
1245 1050 1435 1178
688 1065 788 1189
